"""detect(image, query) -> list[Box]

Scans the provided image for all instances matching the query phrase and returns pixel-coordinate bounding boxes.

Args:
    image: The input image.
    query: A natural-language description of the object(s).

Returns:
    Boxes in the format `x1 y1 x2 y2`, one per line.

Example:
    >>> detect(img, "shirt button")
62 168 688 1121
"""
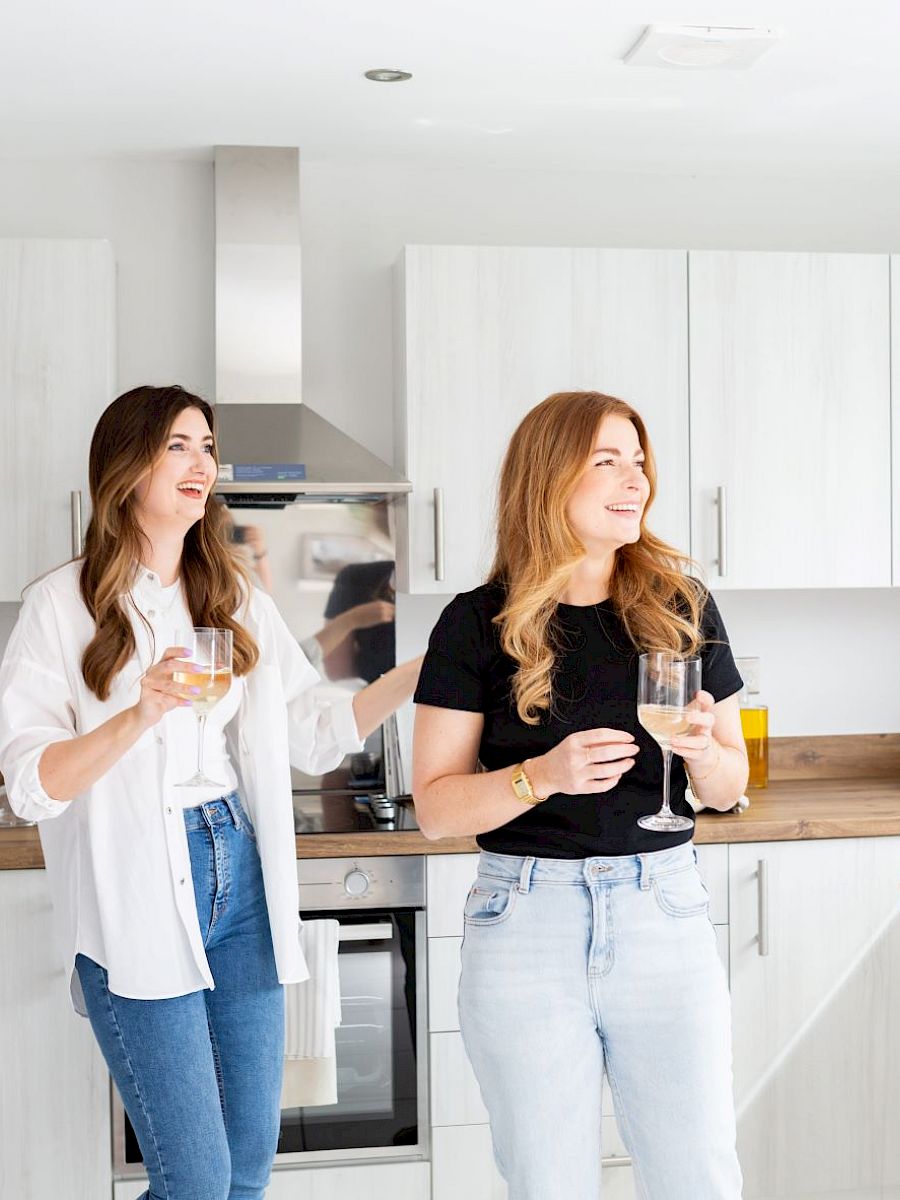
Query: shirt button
179 878 185 885
147 609 156 618
166 806 173 815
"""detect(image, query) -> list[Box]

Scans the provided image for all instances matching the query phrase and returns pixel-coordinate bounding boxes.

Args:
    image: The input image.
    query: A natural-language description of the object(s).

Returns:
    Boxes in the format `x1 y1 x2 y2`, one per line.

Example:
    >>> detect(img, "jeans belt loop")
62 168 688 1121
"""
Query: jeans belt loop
638 853 652 891
517 856 536 894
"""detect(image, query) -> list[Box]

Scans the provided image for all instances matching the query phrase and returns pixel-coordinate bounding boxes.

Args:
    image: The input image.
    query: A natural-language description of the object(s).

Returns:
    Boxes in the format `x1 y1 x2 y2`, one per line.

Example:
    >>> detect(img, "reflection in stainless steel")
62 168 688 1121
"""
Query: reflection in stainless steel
219 497 397 794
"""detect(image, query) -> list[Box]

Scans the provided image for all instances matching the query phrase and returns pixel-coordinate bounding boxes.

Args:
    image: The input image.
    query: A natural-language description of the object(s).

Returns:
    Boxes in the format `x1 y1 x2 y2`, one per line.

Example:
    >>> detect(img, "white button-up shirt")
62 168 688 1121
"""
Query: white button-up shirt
0 561 363 1013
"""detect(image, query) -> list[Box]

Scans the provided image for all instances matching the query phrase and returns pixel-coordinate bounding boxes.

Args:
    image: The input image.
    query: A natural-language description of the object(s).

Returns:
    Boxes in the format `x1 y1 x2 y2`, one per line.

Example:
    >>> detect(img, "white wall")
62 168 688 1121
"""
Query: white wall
2 155 900 737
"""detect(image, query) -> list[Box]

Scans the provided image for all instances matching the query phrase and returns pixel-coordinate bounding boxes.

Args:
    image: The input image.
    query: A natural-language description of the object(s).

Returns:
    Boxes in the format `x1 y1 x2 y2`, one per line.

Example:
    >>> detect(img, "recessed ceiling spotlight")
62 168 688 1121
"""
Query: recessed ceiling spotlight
364 68 413 83
623 24 782 70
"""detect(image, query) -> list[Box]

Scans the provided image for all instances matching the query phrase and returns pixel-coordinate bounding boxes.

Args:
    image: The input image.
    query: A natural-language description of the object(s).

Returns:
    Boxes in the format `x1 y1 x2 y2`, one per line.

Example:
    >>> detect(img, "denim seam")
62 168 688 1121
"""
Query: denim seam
98 982 171 1197
208 825 230 937
205 1003 229 1134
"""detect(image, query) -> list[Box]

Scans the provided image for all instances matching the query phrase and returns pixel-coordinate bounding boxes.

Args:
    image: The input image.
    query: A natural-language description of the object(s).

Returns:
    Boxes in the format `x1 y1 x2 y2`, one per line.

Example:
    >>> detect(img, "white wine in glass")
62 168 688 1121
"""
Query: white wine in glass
636 652 700 833
174 627 233 788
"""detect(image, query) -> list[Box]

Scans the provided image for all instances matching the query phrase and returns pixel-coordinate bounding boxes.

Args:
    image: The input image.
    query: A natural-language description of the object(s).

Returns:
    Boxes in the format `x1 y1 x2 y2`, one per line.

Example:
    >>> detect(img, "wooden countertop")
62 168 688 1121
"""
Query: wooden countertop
3 778 899 869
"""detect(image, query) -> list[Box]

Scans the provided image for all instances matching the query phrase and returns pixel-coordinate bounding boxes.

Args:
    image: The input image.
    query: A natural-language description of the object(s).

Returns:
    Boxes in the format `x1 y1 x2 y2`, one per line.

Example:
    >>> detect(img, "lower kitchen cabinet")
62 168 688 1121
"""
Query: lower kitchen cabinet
729 836 900 1199
431 1126 507 1200
265 1162 430 1199
115 1164 431 1200
0 870 110 1200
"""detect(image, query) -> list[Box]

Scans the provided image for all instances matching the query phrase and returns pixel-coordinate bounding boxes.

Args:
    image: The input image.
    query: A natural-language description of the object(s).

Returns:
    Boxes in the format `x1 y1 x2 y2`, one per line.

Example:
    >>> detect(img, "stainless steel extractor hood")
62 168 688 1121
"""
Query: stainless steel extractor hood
213 146 410 497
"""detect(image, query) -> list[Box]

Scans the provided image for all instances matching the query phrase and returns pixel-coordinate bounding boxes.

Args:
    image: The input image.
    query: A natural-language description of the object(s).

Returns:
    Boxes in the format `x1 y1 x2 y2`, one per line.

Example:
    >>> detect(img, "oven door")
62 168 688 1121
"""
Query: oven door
112 905 428 1175
275 906 428 1165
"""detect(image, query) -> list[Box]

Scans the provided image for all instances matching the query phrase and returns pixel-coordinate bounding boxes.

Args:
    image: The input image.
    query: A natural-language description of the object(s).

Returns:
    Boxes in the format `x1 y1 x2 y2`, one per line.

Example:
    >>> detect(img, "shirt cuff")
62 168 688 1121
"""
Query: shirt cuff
15 746 71 819
328 694 365 756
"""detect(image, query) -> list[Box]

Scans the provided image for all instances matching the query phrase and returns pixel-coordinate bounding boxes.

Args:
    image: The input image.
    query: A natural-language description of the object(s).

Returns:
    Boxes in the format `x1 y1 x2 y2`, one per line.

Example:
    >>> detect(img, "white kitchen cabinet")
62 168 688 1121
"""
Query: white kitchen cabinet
431 1124 507 1200
689 251 891 589
0 870 111 1200
118 1162 431 1200
426 852 478 937
0 239 116 601
892 255 900 585
265 1161 430 1199
395 246 689 594
729 836 900 1198
429 1030 489 1127
113 1184 146 1200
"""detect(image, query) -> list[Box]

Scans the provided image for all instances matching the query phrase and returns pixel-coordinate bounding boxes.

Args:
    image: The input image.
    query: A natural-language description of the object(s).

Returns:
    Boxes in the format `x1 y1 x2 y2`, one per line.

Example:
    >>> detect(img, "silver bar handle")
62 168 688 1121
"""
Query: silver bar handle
338 923 394 942
433 487 445 582
757 859 769 957
716 485 727 577
70 490 83 558
601 1155 633 1169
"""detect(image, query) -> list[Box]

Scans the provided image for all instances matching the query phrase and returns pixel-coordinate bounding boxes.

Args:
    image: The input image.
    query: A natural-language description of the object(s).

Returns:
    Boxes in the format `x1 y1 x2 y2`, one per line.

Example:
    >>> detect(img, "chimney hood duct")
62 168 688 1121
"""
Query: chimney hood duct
213 146 410 497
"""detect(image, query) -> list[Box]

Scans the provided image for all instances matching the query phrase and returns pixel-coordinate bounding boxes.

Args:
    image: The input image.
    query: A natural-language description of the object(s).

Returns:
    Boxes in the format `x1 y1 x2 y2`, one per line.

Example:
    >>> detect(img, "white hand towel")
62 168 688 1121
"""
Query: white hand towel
281 918 342 1108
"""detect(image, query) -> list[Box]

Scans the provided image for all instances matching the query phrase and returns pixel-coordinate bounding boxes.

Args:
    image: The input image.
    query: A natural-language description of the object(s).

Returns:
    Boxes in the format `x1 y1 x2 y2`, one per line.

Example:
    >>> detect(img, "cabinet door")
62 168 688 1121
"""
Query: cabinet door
0 240 116 600
892 255 900 585
395 246 689 594
264 1161 430 1199
690 251 890 589
0 870 111 1199
729 837 900 1198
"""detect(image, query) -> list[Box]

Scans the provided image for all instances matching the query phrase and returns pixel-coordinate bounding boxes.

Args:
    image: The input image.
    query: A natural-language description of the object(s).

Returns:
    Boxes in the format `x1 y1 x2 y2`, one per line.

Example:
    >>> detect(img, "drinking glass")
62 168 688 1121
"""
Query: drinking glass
636 651 701 832
174 627 233 788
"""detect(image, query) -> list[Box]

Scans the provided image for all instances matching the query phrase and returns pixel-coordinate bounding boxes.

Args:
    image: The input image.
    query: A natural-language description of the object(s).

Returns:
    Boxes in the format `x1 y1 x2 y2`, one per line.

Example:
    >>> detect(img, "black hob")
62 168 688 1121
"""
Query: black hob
293 791 418 835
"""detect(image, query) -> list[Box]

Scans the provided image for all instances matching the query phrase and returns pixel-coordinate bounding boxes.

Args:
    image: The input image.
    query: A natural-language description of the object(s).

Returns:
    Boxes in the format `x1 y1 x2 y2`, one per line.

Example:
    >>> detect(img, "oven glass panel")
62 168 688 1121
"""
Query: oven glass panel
278 908 419 1153
121 907 420 1164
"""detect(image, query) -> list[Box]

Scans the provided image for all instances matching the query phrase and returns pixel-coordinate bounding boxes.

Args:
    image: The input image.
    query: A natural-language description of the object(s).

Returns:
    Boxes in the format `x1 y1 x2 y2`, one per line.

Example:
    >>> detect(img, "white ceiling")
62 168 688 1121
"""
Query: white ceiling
2 0 899 174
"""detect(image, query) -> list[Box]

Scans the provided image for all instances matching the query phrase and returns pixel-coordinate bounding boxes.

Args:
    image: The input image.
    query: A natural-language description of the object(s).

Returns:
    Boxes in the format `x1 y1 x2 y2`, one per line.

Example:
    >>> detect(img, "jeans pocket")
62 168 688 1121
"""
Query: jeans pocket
651 865 710 918
232 793 257 841
463 878 519 926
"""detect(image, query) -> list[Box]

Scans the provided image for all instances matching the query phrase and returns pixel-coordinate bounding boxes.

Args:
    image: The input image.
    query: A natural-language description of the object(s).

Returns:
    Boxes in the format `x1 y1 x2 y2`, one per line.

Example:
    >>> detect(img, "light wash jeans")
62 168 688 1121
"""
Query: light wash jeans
458 842 742 1200
76 793 284 1200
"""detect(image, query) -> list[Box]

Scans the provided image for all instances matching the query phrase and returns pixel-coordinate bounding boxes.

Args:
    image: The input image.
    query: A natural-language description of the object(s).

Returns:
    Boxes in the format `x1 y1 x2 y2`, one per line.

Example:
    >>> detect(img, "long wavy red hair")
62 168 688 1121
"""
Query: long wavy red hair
489 391 704 724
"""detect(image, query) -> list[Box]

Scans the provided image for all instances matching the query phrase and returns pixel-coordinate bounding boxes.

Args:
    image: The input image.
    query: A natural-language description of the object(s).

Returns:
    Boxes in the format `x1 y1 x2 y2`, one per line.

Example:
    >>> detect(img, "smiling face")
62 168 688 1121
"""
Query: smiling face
132 405 217 537
564 413 651 553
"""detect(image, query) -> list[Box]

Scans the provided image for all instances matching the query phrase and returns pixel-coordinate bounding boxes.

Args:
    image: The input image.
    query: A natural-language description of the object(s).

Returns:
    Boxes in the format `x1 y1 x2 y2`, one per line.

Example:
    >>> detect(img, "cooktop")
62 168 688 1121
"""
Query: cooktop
292 791 418 835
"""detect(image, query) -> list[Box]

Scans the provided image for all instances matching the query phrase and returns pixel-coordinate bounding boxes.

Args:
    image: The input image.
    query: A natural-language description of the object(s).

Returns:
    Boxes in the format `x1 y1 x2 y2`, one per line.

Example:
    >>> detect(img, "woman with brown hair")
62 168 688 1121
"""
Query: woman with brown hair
413 392 748 1199
0 385 419 1200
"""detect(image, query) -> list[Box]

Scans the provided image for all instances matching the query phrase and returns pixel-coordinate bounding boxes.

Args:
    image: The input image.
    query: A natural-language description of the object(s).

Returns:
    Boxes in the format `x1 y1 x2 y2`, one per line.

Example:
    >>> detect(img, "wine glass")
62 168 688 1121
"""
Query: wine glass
173 627 233 789
636 651 701 832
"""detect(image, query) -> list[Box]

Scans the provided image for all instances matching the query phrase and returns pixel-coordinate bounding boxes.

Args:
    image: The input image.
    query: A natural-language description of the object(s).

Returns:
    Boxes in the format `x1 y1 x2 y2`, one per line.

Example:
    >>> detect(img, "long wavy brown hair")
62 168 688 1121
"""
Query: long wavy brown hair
80 385 259 700
488 391 705 725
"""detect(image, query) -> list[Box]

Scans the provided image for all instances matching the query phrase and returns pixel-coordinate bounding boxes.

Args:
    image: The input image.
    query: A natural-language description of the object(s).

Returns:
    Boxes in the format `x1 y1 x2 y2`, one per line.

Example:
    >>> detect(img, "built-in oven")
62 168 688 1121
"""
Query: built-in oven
112 854 428 1177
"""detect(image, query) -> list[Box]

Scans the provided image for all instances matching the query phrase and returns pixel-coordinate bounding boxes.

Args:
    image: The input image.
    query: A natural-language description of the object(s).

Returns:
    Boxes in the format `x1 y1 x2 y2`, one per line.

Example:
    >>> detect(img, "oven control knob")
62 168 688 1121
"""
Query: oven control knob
343 869 371 898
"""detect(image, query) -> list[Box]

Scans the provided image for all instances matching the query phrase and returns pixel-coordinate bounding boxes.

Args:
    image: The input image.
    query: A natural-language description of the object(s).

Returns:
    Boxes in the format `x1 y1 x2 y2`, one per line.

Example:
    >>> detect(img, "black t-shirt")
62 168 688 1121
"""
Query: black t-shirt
414 582 743 858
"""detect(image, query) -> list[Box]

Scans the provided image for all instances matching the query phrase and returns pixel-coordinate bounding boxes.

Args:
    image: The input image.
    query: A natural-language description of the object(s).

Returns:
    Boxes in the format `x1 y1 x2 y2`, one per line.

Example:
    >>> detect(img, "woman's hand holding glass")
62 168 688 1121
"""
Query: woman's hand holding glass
133 646 198 730
669 689 718 772
526 728 639 800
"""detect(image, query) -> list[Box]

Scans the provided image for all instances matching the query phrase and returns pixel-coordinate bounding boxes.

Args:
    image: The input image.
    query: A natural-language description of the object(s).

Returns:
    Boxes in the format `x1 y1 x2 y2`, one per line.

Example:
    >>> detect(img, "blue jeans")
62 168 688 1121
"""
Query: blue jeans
76 793 284 1200
458 842 743 1200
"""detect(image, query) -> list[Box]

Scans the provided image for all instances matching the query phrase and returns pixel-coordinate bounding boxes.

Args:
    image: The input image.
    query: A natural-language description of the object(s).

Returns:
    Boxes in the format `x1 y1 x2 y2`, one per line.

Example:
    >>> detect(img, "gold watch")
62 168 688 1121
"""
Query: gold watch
510 762 546 806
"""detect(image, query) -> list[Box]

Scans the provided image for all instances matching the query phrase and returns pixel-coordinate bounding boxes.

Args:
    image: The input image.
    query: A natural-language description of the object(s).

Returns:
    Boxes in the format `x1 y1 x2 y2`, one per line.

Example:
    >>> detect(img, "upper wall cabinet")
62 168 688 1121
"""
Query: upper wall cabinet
689 252 891 589
395 246 690 595
0 240 116 601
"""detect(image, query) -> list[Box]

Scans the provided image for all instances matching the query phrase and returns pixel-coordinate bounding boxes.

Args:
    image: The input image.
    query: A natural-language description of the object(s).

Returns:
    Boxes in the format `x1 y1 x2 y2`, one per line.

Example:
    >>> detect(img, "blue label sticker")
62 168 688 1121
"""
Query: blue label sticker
229 463 307 481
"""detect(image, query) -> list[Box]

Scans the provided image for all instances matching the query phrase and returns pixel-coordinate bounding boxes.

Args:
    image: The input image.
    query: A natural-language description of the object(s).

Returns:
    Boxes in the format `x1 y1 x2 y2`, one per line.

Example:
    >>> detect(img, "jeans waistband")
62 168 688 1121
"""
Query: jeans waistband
476 841 696 892
182 791 246 833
